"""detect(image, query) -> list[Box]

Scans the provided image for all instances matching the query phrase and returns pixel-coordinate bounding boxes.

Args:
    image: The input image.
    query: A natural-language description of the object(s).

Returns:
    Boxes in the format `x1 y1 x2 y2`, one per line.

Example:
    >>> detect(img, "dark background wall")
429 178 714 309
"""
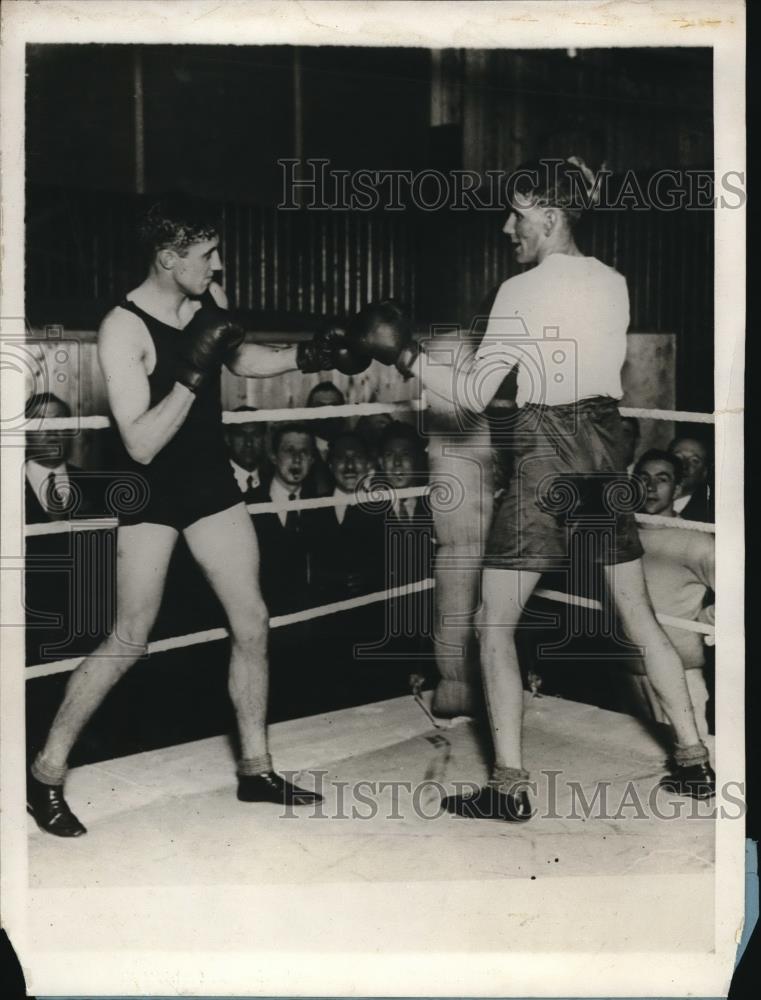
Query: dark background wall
26 44 714 410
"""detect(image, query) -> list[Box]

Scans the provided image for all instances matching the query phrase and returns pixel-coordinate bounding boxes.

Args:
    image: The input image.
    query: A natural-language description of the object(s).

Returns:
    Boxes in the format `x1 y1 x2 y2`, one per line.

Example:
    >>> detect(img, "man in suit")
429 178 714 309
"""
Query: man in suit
224 404 269 502
248 422 318 615
668 434 713 522
24 392 113 669
370 421 435 678
24 392 106 523
304 380 346 496
377 420 433 564
309 431 385 602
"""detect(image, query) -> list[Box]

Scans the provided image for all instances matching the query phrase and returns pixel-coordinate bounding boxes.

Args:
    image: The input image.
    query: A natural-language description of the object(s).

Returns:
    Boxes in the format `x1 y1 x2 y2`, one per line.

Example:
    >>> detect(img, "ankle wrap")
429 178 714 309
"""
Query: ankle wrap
31 757 68 786
488 765 531 793
674 742 709 768
237 753 273 777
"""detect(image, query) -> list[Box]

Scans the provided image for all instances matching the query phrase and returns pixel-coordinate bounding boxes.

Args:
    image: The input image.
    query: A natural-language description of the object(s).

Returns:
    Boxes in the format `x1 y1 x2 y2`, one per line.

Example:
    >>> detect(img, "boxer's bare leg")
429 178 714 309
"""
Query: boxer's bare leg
428 426 493 716
605 558 702 748
184 503 269 760
33 522 177 777
477 567 541 769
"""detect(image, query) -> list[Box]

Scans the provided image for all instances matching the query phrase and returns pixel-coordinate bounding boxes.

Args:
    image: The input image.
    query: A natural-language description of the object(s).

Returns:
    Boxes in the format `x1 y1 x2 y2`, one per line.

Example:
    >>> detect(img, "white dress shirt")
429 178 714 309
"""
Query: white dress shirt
229 460 260 494
26 460 70 514
393 497 417 521
269 476 301 527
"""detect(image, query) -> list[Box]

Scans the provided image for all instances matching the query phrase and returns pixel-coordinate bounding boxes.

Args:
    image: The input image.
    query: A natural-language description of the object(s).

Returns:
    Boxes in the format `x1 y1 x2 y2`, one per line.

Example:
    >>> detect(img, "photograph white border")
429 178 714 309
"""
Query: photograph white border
0 2 746 995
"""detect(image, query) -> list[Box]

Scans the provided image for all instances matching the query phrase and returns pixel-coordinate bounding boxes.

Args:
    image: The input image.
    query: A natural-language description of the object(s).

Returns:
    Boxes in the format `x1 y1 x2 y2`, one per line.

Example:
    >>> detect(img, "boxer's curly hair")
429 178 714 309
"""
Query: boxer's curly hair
508 156 605 225
138 193 220 257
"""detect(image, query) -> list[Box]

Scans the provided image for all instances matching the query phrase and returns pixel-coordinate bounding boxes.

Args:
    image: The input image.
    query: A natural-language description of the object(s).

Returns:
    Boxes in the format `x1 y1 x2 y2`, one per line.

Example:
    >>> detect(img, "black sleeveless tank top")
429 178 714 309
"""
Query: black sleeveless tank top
118 291 230 490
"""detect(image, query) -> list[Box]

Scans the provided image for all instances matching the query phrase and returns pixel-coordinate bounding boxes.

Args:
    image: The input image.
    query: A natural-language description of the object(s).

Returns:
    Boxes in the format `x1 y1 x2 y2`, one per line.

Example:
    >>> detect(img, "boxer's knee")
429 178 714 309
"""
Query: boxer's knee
228 595 269 650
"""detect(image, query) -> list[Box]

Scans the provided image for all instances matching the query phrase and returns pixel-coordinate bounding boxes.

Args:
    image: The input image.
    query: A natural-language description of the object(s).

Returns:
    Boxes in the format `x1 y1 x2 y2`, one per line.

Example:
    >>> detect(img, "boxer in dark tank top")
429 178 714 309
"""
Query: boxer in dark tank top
28 194 363 836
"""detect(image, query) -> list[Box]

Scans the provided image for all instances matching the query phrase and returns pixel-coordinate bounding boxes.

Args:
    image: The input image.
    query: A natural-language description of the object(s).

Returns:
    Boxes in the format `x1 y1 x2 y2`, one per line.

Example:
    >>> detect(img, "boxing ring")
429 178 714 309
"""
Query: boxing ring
25 395 717 956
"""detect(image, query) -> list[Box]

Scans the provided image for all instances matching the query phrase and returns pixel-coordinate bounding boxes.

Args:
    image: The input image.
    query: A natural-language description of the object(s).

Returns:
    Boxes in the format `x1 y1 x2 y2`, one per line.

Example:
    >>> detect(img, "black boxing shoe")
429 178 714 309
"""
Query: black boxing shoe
237 771 324 806
659 761 716 800
441 784 534 822
27 769 87 837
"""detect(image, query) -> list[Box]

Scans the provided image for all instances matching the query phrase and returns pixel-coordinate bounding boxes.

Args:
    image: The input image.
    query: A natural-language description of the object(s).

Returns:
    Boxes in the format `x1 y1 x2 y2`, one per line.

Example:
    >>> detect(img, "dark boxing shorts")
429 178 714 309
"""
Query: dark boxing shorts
484 396 644 571
118 459 243 532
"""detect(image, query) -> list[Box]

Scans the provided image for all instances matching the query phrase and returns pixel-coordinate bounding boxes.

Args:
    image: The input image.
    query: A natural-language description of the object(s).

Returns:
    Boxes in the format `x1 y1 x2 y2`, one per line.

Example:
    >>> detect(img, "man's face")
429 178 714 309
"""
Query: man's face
308 387 345 441
26 398 73 468
330 438 369 493
226 421 265 473
273 432 313 489
638 458 679 515
670 438 708 494
503 195 548 265
171 237 222 297
380 436 417 490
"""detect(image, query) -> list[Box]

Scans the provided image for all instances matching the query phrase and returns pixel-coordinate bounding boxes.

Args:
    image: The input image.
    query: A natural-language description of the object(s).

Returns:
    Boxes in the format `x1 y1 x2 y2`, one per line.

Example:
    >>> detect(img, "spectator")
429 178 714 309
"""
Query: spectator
24 393 105 523
224 405 268 501
305 381 346 495
621 416 640 474
355 411 393 473
248 423 317 614
377 421 434 588
309 431 385 601
668 434 713 522
626 449 715 737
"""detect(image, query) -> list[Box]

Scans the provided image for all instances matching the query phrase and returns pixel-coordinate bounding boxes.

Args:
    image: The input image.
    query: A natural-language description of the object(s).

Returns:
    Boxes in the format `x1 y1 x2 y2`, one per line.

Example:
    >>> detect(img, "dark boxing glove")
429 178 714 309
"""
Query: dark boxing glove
176 308 245 394
347 299 418 378
296 326 371 376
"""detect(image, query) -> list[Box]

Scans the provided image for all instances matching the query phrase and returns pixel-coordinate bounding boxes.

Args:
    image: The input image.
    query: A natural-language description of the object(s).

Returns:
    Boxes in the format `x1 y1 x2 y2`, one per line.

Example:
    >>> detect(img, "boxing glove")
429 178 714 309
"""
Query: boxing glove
296 326 371 375
347 300 414 369
176 308 245 393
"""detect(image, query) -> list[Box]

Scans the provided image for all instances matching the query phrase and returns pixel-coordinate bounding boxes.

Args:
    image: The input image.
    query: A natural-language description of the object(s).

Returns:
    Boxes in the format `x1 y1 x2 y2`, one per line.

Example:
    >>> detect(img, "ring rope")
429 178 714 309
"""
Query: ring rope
24 491 715 537
618 406 715 424
25 578 436 679
24 486 432 536
27 400 714 431
26 574 714 681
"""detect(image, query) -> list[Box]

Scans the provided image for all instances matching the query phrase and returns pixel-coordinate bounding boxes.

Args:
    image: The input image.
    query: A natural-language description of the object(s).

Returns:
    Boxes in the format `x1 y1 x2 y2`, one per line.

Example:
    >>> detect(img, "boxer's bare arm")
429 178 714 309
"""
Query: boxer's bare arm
413 343 512 413
98 308 194 465
206 281 297 376
226 342 299 377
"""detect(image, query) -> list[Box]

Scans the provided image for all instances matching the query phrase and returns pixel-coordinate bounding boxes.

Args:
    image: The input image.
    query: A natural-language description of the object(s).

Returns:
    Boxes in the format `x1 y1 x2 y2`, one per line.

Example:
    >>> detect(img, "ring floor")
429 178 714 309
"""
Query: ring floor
26 692 715 958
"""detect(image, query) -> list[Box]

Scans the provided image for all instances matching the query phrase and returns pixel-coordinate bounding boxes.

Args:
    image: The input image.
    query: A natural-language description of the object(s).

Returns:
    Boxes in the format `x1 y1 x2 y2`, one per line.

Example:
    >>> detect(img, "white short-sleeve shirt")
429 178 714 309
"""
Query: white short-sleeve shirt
474 254 630 407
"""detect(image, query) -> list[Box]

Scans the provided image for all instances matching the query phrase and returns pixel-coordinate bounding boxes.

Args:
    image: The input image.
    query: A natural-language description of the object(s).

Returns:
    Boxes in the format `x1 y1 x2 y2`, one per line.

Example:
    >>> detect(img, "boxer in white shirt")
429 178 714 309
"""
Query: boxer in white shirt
344 157 715 818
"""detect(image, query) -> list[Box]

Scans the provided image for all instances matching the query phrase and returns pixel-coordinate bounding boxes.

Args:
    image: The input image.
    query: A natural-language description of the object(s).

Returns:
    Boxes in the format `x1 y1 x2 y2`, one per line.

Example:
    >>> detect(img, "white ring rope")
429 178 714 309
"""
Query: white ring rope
25 578 436 679
24 486 432 536
25 574 714 680
24 395 717 679
27 400 714 431
24 494 715 537
618 406 715 424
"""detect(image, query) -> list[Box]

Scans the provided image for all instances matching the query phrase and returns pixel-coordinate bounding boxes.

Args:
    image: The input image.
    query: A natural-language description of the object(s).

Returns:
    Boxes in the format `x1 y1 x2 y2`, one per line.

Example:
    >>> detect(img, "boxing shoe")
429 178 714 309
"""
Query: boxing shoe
659 761 716 800
237 771 324 806
27 769 87 837
441 784 534 822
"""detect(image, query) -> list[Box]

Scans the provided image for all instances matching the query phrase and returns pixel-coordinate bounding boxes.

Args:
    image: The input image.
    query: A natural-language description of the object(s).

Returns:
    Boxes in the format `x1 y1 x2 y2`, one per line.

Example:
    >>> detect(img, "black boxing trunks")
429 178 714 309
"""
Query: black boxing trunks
484 396 644 571
116 295 242 531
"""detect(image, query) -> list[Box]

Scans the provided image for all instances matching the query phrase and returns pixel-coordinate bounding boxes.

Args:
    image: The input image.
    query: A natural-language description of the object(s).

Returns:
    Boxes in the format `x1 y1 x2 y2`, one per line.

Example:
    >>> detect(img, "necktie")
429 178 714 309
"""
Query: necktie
285 492 300 532
246 474 255 492
44 472 68 519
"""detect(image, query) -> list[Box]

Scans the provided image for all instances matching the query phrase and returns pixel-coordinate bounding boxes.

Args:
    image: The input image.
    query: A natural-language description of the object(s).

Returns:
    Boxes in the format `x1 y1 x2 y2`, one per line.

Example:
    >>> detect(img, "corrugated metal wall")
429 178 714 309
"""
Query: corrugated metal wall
26 184 713 411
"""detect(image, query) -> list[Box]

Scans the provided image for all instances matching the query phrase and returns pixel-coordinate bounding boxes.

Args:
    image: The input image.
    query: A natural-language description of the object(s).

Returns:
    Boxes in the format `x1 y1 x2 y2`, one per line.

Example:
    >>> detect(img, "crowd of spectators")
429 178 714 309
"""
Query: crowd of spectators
24 389 715 746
